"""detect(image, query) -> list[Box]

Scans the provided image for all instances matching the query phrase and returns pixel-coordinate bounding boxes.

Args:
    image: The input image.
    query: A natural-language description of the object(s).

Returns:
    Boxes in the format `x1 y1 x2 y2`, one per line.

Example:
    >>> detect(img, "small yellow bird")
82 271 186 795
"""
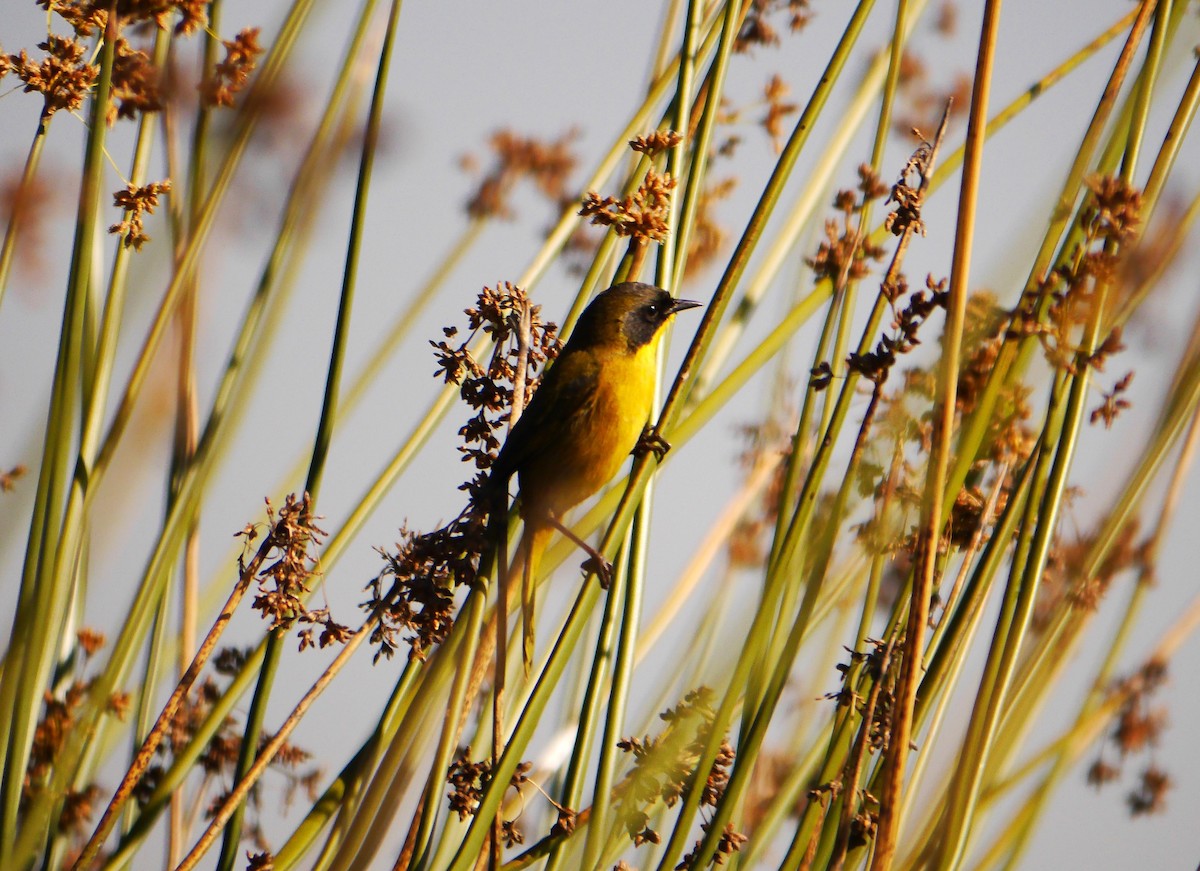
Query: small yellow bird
489 281 701 660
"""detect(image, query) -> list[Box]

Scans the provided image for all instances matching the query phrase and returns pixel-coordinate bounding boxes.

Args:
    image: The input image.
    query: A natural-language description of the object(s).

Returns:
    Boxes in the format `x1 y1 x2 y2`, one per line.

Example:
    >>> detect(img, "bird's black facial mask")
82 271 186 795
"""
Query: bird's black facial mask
621 290 702 351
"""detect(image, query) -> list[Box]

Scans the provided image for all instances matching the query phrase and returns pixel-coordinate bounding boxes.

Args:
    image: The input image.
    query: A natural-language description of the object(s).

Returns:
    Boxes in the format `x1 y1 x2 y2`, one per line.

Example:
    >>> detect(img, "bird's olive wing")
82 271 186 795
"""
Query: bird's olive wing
491 351 599 479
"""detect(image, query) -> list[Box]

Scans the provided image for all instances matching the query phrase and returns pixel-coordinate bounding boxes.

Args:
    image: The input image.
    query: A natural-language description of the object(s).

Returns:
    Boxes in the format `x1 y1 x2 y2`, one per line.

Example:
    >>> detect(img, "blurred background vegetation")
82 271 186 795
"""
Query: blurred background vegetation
1 1 1199 869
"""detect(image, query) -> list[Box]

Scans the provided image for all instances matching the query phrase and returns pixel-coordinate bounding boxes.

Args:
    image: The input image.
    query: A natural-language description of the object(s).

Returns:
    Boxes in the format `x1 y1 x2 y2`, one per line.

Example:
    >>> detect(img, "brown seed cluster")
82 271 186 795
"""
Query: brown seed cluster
613 688 743 865
3 2 267 273
580 165 677 243
0 171 58 280
445 747 531 840
686 176 737 277
368 283 561 661
806 164 888 290
883 144 933 239
952 291 1038 470
128 660 318 846
432 282 560 471
243 493 350 652
630 130 683 156
954 291 1008 416
103 0 208 33
109 179 170 250
110 38 163 122
200 27 264 108
366 519 479 662
735 0 813 53
1011 175 1142 375
1090 371 1134 428
847 274 949 387
35 1 109 37
1088 658 1173 817
463 129 579 220
4 34 98 117
0 464 28 492
6 2 220 125
893 45 971 142
677 820 748 868
760 74 798 153
1034 519 1144 632
23 630 130 845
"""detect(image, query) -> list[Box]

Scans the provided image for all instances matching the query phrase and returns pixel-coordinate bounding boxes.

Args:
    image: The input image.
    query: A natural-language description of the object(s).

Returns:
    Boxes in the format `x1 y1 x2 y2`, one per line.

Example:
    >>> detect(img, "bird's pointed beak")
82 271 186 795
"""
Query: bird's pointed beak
669 298 702 316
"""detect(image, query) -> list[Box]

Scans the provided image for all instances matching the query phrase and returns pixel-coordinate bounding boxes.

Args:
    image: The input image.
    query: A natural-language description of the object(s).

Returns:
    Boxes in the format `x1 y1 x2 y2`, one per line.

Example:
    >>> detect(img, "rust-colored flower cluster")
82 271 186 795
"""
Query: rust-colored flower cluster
1090 370 1134 428
368 284 561 661
883 145 934 239
1 464 28 492
127 652 318 846
35 1 108 37
686 176 737 277
1088 658 1173 817
110 38 163 122
5 2 219 125
614 687 742 862
806 164 888 289
23 630 128 845
109 179 170 250
140 678 229 806
627 131 739 279
432 282 561 472
365 519 479 662
580 133 679 244
630 131 682 156
1033 519 1143 632
760 74 798 152
243 493 349 652
953 293 1037 470
1012 175 1143 375
445 747 531 844
101 0 207 33
735 0 813 53
463 129 579 220
4 34 97 116
893 45 970 142
847 274 949 387
954 291 1007 417
200 27 264 108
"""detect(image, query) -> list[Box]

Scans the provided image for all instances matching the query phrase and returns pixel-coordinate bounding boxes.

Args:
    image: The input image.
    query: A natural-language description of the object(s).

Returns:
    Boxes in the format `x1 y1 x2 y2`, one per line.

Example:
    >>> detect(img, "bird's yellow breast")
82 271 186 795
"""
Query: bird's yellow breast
517 339 657 519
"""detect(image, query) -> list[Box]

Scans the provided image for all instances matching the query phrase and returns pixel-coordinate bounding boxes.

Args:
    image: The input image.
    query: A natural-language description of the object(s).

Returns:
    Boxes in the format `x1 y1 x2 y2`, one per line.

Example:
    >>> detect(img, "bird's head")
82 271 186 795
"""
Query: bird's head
570 282 702 353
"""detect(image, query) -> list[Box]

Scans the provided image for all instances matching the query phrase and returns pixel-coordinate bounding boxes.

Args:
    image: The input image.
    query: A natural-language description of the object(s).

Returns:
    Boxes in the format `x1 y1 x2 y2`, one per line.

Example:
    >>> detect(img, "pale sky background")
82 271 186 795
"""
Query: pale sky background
2 1 1200 868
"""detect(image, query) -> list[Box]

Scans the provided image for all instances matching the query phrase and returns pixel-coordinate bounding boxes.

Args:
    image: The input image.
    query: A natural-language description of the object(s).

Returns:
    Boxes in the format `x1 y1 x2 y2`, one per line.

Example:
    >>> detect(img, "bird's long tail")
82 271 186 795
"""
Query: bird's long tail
518 522 551 678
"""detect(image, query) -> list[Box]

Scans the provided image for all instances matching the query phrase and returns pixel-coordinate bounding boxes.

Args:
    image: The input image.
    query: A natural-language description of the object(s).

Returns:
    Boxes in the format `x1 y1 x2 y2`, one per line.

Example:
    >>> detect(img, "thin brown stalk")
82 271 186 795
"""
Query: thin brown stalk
173 614 380 871
495 295 533 869
829 639 897 871
934 462 1011 632
71 521 290 870
390 791 426 871
872 2 1002 860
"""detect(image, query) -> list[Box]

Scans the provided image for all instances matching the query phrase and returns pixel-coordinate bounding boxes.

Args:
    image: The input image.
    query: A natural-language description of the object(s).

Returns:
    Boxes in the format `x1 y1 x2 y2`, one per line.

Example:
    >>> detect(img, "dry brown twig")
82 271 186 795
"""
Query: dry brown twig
72 494 322 871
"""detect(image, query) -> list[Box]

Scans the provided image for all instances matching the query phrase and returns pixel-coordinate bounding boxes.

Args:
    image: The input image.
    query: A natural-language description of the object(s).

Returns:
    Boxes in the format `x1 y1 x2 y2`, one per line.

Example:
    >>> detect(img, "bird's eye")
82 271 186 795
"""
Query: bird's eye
645 304 659 317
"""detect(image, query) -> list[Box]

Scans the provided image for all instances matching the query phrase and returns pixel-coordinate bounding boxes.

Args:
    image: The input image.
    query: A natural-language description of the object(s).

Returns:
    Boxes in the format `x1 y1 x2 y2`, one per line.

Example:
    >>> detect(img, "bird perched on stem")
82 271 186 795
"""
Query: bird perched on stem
489 281 701 667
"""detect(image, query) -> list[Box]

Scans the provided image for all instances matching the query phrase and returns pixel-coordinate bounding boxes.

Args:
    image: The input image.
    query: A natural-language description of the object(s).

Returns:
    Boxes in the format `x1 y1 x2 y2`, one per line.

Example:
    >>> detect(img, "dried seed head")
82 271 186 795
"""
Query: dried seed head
200 27 264 108
463 129 579 220
6 35 97 116
109 180 171 250
761 74 797 152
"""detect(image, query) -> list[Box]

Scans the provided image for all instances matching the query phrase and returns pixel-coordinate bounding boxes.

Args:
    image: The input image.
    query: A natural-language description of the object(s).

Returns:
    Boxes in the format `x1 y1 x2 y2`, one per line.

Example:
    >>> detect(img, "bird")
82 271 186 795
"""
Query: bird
488 281 701 665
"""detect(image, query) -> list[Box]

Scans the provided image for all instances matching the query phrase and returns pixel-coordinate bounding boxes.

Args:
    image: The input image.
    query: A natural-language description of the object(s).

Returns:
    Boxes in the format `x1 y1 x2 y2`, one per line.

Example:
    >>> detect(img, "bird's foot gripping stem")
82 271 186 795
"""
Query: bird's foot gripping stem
547 513 614 589
634 425 671 462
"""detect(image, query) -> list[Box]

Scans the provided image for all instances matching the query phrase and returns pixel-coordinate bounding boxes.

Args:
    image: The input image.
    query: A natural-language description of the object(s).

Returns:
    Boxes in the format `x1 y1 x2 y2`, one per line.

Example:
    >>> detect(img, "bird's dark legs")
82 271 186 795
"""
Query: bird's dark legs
546 512 614 588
